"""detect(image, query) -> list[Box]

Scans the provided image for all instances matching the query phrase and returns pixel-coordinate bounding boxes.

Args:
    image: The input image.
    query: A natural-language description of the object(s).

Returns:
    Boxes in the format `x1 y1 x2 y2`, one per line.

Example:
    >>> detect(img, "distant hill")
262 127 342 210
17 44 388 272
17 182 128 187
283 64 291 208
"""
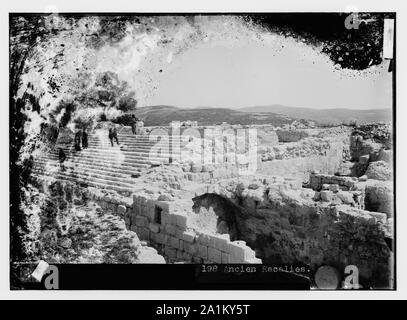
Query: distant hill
239 104 392 125
135 105 300 127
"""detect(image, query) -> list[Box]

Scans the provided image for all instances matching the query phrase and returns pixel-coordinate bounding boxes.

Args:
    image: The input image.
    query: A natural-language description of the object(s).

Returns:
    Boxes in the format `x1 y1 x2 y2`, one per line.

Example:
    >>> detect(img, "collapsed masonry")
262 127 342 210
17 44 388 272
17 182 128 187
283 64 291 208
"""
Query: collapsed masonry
31 122 394 287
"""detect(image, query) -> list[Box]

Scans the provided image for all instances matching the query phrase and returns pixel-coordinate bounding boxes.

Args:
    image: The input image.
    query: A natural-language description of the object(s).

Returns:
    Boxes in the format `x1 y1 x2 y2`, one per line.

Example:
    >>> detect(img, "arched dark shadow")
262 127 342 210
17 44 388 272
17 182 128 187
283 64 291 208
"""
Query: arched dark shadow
192 193 243 241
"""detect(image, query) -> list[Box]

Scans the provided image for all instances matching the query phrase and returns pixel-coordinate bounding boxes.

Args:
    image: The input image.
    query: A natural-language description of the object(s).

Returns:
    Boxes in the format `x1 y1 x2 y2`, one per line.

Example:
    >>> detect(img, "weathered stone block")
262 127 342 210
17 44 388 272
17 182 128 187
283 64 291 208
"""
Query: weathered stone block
140 205 149 217
150 232 157 243
184 242 198 255
117 204 127 216
169 214 178 225
197 233 211 246
329 184 340 193
132 203 140 216
155 201 170 214
100 201 108 210
161 212 170 225
245 257 262 263
165 224 177 236
182 231 196 243
221 252 230 264
179 240 184 251
175 214 187 230
183 252 192 262
165 246 177 259
378 149 392 163
111 202 118 212
135 215 148 227
229 241 255 262
138 227 150 241
149 222 160 233
176 249 184 260
124 211 132 225
359 154 370 164
209 234 230 253
175 227 184 239
359 175 368 182
367 211 387 224
208 247 222 263
149 209 157 222
198 245 208 259
155 233 166 244
322 184 330 190
320 190 333 202
168 236 180 249
337 191 354 204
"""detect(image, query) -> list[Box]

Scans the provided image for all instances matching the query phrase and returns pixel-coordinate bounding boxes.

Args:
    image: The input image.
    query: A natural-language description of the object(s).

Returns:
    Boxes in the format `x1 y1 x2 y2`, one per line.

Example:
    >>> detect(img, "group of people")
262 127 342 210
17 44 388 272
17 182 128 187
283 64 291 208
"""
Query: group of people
58 128 88 170
74 129 88 151
108 115 141 146
57 117 142 169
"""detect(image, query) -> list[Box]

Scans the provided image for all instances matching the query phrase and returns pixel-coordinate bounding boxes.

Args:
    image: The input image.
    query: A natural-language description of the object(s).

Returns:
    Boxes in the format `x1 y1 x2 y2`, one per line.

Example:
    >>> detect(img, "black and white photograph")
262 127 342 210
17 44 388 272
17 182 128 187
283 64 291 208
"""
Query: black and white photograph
7 4 398 294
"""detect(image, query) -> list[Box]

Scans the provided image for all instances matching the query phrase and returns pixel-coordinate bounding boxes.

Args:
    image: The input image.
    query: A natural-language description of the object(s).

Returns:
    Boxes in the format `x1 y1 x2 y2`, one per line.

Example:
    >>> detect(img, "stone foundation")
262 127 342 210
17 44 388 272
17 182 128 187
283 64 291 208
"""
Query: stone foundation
129 194 262 263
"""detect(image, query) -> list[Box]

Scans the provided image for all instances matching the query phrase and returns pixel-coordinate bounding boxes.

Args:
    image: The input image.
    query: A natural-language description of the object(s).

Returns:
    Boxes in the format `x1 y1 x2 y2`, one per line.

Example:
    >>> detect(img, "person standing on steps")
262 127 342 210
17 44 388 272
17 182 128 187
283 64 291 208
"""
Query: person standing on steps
112 126 119 145
131 115 139 135
58 147 66 171
82 129 88 149
109 126 119 146
74 129 82 151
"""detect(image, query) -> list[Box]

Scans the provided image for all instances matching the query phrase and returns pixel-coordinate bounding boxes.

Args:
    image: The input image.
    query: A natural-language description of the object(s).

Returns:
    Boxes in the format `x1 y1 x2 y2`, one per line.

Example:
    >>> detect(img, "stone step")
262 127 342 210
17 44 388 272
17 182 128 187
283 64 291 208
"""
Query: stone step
36 156 151 173
35 132 195 192
86 139 195 148
34 163 134 185
89 135 187 142
56 142 177 152
66 145 183 158
34 158 140 180
43 152 167 166
89 134 185 139
32 167 135 191
85 143 190 151
87 140 194 147
31 172 134 194
37 157 154 175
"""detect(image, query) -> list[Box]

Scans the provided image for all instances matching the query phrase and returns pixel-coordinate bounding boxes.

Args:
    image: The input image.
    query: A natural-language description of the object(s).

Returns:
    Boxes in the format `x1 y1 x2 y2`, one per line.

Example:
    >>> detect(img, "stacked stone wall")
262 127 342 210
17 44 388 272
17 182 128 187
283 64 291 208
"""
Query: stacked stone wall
129 194 262 264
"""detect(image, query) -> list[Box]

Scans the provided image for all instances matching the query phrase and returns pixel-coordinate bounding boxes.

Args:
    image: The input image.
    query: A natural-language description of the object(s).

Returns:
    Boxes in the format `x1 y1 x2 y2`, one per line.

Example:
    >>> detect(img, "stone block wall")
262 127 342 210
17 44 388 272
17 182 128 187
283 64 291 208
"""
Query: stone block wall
195 180 393 287
185 165 240 183
128 194 262 264
309 173 393 217
276 129 310 142
259 153 343 182
84 190 134 219
309 173 358 191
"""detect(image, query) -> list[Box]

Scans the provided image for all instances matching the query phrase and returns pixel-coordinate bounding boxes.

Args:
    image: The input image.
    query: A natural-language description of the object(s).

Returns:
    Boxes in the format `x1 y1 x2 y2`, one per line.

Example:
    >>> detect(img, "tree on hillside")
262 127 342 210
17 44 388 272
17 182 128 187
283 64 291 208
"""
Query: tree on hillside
9 15 139 268
49 70 137 130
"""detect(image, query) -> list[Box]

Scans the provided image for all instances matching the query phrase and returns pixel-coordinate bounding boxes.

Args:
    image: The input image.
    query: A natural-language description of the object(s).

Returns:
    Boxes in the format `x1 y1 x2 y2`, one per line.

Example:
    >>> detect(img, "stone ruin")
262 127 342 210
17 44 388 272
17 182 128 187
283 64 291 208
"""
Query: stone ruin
30 122 394 288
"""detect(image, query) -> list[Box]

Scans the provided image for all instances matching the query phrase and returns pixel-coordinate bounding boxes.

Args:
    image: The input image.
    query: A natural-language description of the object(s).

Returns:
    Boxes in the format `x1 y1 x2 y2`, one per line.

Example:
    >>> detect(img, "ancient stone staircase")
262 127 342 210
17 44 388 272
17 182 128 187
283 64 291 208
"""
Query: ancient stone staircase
32 128 183 194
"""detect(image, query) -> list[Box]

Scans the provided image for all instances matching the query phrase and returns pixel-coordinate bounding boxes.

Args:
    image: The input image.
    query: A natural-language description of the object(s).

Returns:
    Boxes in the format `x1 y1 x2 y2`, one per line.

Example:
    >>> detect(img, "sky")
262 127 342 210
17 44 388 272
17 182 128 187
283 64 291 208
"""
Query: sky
149 41 392 110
